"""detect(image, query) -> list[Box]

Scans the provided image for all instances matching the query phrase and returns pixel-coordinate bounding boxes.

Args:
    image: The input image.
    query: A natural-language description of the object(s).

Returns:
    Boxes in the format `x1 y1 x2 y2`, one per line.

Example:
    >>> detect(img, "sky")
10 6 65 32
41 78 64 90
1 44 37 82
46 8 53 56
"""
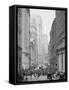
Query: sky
30 9 56 43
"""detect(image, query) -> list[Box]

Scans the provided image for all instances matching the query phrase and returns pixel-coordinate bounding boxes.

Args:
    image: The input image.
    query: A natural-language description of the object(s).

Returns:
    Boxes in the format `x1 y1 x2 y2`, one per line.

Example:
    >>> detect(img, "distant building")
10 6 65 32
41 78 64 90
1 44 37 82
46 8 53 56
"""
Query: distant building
37 54 49 66
18 8 30 71
41 34 48 54
30 18 38 66
30 16 49 66
49 11 65 73
30 16 42 66
38 34 49 65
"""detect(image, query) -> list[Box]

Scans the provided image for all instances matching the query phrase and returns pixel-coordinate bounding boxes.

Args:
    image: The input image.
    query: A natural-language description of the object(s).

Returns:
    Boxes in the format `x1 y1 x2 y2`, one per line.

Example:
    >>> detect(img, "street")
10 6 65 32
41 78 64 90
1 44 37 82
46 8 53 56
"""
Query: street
23 75 48 81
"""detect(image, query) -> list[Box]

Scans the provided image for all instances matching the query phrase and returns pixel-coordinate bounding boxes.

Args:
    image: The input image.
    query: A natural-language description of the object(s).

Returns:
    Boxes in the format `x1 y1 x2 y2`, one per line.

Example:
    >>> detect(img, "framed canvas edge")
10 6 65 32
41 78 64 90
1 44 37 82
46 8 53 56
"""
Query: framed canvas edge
9 5 68 85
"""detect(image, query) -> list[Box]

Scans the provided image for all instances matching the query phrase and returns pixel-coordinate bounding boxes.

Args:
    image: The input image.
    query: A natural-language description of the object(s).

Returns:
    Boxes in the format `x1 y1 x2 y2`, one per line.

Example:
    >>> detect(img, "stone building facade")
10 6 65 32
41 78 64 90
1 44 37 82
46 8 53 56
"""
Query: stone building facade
49 10 65 73
56 11 65 73
18 8 30 71
48 18 57 73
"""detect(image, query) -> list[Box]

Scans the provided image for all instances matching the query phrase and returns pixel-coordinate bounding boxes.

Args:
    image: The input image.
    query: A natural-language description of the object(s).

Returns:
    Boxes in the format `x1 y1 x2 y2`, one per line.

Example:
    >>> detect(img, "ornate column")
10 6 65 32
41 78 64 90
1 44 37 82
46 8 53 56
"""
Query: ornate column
57 54 59 71
63 52 65 72
58 53 62 72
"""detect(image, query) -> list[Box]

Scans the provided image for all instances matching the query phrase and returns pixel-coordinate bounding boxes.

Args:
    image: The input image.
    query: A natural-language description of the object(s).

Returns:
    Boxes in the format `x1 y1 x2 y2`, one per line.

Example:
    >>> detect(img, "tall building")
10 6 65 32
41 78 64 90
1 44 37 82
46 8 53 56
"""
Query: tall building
18 8 30 71
30 18 38 66
41 34 48 54
48 18 57 73
30 16 42 66
36 16 42 55
31 16 49 66
38 34 49 65
56 11 65 72
49 11 65 73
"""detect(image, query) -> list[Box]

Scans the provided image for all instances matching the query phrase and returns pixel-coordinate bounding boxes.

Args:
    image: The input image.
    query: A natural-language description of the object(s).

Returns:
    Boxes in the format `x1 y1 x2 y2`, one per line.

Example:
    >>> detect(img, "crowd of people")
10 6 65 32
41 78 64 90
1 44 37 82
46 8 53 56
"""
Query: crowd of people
17 66 65 82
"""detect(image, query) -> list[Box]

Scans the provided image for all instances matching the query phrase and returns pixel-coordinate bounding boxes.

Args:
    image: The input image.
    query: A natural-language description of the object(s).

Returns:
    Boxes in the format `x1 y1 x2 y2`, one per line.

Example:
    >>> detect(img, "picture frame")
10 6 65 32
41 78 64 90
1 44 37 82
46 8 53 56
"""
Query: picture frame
9 5 68 85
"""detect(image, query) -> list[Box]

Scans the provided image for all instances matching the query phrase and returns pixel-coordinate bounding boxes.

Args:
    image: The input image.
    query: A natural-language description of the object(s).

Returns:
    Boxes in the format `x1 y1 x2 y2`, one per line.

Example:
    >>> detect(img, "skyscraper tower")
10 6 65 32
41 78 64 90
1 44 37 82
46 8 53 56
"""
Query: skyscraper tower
34 16 42 55
30 17 38 66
